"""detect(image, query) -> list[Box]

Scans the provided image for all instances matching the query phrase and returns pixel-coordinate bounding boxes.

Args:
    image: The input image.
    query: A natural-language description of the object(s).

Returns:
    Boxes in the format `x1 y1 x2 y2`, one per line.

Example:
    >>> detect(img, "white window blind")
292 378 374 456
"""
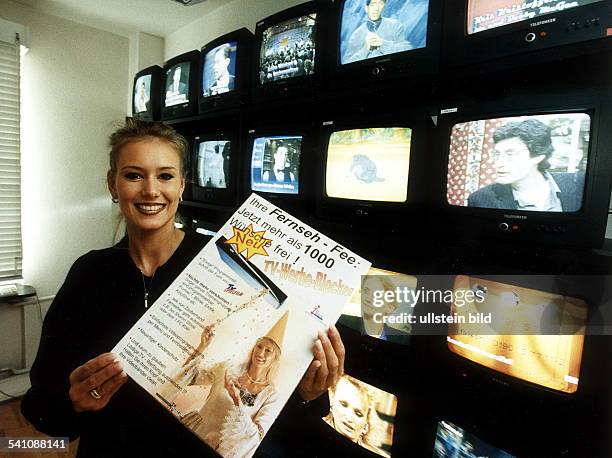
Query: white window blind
0 34 22 280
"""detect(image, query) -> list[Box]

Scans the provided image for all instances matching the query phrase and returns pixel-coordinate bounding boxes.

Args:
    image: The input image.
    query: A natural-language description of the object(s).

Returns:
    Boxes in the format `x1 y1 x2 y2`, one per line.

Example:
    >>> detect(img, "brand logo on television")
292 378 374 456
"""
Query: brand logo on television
503 214 527 220
224 283 244 296
530 18 556 27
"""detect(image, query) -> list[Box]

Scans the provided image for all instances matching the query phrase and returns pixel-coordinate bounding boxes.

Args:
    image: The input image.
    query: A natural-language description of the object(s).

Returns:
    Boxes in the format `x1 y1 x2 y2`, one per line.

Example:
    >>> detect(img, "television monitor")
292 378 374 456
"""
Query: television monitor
323 373 397 458
199 28 254 113
162 50 200 120
190 129 239 208
433 420 516 458
315 114 430 224
253 1 332 102
431 90 612 248
443 0 611 68
333 0 443 86
447 275 587 394
132 65 162 121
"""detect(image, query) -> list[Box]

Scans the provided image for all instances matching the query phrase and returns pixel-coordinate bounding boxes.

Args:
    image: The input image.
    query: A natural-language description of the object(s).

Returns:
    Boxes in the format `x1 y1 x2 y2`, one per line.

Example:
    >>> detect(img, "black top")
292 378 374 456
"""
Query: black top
21 230 328 458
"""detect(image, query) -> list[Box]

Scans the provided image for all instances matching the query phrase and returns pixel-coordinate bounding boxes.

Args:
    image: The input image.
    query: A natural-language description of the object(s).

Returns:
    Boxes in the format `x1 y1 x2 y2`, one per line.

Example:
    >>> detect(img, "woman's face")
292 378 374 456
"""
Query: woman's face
251 338 276 369
108 138 184 234
331 378 369 442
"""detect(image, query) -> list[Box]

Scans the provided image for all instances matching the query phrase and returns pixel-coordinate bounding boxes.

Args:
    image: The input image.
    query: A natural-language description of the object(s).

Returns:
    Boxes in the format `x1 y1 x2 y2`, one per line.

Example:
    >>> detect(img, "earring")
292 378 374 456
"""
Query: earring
179 195 183 203
112 196 119 203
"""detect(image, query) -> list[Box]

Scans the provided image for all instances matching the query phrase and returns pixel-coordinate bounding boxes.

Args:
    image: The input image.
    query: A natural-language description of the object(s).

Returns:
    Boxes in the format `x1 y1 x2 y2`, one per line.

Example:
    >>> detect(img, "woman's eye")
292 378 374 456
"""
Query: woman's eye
354 410 364 417
159 173 174 181
124 172 142 180
340 400 348 408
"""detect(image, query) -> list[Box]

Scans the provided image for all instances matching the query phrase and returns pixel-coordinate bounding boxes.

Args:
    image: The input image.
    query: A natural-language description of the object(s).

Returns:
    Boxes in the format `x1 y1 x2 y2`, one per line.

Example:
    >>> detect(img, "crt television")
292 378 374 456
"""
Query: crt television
162 50 200 120
132 65 162 121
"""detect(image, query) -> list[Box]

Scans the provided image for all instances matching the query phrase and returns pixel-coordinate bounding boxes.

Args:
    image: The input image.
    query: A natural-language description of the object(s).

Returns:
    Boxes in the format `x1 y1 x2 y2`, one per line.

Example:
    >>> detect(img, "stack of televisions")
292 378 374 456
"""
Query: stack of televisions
131 0 612 456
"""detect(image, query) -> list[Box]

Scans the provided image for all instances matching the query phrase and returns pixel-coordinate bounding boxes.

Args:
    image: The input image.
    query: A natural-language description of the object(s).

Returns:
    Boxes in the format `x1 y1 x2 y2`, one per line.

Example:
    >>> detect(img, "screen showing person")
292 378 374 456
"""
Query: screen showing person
259 14 317 84
340 0 429 65
251 136 302 194
134 74 152 114
202 42 238 97
164 62 191 107
326 127 411 202
447 276 586 394
433 420 516 458
447 113 590 212
467 0 603 34
323 374 397 458
339 267 416 344
196 140 231 189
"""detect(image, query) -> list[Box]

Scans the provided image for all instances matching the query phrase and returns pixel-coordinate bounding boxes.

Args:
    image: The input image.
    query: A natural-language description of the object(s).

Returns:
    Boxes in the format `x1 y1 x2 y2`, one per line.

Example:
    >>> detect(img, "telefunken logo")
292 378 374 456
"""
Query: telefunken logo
503 214 527 220
530 18 556 27
224 283 244 296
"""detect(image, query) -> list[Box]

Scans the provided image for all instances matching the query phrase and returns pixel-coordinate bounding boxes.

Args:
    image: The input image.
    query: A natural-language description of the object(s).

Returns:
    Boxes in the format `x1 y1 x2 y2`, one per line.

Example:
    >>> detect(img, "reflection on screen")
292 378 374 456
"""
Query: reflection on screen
339 267 416 344
259 14 317 83
467 0 603 34
324 374 397 458
202 41 238 98
197 141 230 189
447 113 590 212
340 0 429 65
447 276 586 394
134 74 151 114
326 127 411 202
165 62 190 107
251 136 302 194
433 420 516 458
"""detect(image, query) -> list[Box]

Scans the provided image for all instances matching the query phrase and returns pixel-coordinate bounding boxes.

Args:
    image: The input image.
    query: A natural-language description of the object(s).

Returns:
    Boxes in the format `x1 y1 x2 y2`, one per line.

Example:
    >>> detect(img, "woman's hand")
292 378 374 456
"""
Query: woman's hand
224 370 240 407
184 323 216 367
68 352 128 413
298 325 345 402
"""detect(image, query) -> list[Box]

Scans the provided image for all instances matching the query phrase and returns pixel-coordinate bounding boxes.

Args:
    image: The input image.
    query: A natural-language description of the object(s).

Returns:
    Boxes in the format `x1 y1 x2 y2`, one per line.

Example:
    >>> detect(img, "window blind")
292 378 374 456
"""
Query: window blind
0 35 22 280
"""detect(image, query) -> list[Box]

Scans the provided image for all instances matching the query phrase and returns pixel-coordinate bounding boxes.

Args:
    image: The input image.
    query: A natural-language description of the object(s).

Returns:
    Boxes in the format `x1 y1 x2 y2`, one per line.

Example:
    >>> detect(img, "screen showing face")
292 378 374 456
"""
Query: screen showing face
202 42 238 98
447 276 586 394
467 0 604 34
447 113 590 212
164 62 191 107
259 14 317 84
134 74 152 114
251 136 302 194
339 267 416 344
433 421 516 458
324 374 397 458
340 0 429 65
326 127 411 202
196 140 231 189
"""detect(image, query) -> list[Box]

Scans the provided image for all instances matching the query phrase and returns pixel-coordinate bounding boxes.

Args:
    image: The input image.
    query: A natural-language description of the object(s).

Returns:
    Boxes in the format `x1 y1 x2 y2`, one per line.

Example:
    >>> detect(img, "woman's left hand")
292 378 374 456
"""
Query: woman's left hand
224 370 240 407
297 325 345 401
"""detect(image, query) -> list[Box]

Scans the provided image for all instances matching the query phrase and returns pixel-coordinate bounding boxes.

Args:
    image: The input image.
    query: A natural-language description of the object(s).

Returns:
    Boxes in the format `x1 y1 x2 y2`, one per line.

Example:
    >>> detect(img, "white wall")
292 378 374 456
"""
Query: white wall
128 32 164 115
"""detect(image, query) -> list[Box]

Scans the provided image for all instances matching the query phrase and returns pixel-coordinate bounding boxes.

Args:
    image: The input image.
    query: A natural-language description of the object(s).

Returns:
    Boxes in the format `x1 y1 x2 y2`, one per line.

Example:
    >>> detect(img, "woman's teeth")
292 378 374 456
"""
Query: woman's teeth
136 203 165 214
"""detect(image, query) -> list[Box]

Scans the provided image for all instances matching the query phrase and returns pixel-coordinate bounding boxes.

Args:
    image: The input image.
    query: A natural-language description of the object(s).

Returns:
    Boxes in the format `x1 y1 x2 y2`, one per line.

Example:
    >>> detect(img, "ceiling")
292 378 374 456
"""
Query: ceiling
11 0 232 37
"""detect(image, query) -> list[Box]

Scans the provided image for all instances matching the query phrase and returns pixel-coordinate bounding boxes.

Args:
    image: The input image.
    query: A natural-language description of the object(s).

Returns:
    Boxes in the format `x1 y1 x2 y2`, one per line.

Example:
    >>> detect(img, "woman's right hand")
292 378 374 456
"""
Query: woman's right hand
68 352 128 413
183 323 216 367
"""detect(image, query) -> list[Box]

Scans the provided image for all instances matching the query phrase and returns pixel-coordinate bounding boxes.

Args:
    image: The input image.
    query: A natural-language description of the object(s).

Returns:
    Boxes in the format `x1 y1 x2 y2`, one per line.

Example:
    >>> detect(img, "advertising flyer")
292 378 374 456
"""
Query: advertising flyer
112 194 371 458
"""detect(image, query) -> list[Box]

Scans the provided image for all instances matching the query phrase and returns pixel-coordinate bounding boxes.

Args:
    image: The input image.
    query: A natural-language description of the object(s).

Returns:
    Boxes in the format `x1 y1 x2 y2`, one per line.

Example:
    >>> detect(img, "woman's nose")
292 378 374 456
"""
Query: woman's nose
142 177 160 197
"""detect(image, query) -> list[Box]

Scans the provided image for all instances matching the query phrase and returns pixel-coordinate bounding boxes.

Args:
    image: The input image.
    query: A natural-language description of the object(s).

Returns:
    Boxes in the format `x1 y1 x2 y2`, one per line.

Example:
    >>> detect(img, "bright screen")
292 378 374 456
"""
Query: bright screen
251 136 302 194
447 113 590 212
134 74 152 114
164 62 191 107
447 276 586 394
433 420 516 458
196 140 231 189
340 0 429 65
467 0 604 34
259 14 317 83
202 41 238 98
326 127 411 202
324 374 397 458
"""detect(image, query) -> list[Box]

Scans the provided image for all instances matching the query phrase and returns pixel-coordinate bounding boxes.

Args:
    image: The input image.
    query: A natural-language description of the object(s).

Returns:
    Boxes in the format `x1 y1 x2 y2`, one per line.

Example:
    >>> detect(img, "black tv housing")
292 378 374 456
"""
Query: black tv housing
132 65 162 121
162 50 201 120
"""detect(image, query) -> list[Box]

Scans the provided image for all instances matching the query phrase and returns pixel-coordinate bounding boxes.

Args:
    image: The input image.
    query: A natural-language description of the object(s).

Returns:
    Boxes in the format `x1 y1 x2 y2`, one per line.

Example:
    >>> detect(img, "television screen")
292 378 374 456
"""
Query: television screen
340 0 429 65
339 267 416 344
134 74 152 114
165 62 191 107
447 276 587 394
202 41 238 98
447 113 590 212
326 127 411 202
196 140 231 189
259 14 317 83
433 420 516 458
251 136 302 194
323 374 397 458
467 0 604 35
